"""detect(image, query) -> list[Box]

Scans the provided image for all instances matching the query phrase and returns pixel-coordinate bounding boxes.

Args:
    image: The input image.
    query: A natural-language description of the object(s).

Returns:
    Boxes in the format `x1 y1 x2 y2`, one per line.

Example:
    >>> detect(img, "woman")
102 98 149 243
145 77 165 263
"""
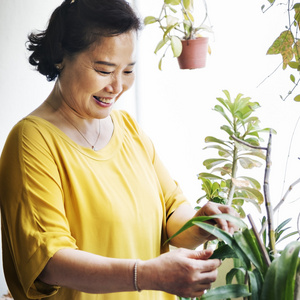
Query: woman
0 0 237 299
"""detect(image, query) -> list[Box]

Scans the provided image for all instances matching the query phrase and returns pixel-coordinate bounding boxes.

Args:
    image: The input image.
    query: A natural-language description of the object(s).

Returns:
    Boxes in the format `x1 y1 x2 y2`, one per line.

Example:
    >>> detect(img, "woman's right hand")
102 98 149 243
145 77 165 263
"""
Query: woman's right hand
138 248 221 298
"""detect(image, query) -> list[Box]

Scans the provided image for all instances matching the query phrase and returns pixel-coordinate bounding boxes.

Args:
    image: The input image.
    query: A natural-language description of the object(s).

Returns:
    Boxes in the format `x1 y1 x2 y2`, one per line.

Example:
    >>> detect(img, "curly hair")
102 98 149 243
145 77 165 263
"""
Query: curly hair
27 0 142 81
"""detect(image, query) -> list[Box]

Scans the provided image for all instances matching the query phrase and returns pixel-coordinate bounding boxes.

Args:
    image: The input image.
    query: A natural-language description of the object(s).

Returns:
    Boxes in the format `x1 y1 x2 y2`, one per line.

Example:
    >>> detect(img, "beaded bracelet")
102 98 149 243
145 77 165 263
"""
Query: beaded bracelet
134 260 141 292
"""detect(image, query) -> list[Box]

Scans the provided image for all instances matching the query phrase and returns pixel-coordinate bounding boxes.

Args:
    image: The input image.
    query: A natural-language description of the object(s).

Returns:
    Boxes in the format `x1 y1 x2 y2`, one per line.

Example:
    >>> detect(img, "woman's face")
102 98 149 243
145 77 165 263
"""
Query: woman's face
58 31 136 119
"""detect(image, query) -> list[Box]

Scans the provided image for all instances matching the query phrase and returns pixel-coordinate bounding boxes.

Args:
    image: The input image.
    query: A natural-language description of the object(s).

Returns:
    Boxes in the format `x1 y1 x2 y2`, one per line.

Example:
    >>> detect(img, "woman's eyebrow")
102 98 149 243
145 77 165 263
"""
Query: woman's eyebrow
94 61 136 67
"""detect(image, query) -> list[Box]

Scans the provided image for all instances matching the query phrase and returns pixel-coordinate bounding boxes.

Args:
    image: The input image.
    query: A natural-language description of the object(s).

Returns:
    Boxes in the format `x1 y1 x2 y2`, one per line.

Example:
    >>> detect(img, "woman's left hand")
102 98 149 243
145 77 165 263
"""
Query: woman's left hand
194 201 240 240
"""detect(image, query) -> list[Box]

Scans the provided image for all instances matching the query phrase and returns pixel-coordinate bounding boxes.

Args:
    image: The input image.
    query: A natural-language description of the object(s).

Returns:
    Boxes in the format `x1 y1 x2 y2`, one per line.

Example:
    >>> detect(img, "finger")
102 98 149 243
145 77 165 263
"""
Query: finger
193 248 214 260
197 259 222 272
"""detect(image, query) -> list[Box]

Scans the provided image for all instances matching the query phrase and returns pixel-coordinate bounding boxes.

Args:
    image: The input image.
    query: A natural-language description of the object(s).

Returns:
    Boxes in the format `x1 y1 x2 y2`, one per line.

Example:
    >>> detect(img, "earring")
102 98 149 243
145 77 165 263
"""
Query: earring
55 64 62 70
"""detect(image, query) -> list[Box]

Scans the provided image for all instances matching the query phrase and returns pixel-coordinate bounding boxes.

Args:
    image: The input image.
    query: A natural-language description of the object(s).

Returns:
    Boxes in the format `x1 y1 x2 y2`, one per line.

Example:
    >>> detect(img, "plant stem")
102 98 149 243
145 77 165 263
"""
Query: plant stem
248 214 271 266
227 142 238 206
263 132 276 256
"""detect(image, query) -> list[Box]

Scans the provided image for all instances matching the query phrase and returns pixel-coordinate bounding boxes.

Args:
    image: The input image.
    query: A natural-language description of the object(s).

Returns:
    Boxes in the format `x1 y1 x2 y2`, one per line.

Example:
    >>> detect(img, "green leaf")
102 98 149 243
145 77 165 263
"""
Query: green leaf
226 267 247 284
248 270 262 300
238 157 262 169
267 30 294 69
288 61 299 69
158 57 163 71
261 241 300 300
201 284 251 300
170 36 182 57
238 187 264 204
182 0 193 10
290 74 296 83
203 144 232 156
220 125 234 136
164 0 181 5
205 136 230 147
210 244 238 260
203 158 230 170
234 229 266 274
214 105 233 126
276 231 299 244
197 172 223 180
154 39 168 54
238 176 261 189
143 16 157 25
294 94 300 102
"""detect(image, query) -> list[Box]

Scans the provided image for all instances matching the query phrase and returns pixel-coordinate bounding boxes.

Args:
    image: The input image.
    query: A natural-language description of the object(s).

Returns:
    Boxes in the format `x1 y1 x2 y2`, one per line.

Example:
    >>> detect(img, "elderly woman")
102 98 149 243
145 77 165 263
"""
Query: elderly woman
0 0 237 299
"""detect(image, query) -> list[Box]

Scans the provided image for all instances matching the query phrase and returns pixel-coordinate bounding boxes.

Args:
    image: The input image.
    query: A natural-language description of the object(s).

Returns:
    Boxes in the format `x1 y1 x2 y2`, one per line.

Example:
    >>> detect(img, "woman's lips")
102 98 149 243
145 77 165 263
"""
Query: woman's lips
93 96 114 105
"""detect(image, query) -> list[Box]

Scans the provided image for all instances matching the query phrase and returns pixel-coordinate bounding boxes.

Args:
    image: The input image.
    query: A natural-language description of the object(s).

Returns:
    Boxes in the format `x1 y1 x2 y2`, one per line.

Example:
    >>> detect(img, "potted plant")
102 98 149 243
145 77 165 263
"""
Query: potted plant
167 91 300 299
143 0 213 70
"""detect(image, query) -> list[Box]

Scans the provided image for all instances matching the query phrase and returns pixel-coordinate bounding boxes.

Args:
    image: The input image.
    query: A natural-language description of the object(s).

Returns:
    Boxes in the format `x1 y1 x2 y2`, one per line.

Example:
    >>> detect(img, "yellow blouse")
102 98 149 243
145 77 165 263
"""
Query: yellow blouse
0 110 188 300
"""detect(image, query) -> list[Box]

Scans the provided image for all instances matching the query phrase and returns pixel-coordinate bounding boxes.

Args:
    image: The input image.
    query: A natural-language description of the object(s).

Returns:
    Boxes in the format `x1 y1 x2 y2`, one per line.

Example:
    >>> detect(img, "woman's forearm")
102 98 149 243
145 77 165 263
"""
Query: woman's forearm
166 204 208 249
38 248 137 294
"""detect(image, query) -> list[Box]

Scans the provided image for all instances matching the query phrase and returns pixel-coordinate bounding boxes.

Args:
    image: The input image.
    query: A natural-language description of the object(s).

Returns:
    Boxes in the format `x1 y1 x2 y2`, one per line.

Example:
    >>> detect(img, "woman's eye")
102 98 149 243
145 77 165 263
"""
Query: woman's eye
95 70 111 75
124 70 134 75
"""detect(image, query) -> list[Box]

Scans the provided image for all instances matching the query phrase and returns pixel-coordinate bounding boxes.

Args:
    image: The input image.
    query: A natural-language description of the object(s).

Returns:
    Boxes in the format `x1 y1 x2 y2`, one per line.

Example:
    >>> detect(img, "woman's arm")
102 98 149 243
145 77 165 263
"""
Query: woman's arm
39 247 221 298
38 249 136 293
166 202 239 249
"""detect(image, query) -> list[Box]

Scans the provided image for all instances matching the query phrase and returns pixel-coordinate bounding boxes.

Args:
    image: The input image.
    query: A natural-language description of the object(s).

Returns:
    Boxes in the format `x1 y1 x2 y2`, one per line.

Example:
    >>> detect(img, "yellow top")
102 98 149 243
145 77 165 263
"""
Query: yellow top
0 110 188 300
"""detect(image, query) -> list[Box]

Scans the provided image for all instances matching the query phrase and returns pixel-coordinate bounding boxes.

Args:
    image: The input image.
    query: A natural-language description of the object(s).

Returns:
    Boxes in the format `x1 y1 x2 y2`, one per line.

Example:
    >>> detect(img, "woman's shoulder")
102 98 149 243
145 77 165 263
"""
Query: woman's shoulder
112 110 141 133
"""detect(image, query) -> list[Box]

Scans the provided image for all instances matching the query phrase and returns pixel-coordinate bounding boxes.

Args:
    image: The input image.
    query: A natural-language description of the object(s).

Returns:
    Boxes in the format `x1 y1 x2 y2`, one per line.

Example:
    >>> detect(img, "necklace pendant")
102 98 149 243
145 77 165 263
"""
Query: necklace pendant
92 146 95 151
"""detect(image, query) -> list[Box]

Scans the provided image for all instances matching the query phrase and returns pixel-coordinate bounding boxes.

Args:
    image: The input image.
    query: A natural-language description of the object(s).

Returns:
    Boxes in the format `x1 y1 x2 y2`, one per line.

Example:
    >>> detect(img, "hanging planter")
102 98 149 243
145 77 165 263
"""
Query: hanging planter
177 37 209 70
144 0 213 70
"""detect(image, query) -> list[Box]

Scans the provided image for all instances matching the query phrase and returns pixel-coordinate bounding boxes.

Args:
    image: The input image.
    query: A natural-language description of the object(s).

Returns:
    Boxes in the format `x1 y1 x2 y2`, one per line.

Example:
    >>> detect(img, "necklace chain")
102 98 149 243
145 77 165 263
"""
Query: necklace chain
64 116 101 151
46 100 101 151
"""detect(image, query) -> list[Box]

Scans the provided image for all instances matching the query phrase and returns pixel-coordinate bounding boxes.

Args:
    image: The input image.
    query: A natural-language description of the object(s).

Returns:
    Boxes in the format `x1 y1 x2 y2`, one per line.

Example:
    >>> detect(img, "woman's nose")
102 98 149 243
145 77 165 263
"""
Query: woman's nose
106 74 122 94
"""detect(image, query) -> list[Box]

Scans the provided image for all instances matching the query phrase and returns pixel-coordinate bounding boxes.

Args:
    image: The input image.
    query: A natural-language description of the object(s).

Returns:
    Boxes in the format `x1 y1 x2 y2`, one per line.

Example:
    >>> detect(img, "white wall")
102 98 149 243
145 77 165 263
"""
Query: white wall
1 0 300 296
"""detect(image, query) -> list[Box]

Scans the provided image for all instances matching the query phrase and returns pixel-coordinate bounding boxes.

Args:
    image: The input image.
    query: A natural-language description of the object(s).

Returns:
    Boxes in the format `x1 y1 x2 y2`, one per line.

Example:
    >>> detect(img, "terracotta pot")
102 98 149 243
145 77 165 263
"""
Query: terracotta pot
177 37 209 70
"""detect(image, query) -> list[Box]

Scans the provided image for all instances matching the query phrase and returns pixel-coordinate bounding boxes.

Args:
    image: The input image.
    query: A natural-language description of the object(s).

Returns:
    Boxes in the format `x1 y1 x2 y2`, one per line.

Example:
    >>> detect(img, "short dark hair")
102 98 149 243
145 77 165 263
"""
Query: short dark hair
27 0 142 81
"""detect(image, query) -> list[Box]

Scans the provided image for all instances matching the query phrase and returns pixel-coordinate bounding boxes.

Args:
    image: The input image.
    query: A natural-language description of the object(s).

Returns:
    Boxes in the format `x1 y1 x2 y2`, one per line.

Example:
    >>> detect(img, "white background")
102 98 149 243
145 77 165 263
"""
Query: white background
1 0 300 295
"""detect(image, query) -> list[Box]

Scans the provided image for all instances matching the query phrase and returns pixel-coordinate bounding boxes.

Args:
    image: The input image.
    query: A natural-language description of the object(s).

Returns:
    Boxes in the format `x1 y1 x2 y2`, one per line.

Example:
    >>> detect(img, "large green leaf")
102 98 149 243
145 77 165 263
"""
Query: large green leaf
234 229 266 274
248 269 262 300
261 241 300 300
201 284 251 300
190 222 251 269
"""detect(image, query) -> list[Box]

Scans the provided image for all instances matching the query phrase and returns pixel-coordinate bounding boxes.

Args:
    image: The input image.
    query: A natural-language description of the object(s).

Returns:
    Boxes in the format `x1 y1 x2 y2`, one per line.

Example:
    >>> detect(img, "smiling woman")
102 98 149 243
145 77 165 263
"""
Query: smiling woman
0 1 238 300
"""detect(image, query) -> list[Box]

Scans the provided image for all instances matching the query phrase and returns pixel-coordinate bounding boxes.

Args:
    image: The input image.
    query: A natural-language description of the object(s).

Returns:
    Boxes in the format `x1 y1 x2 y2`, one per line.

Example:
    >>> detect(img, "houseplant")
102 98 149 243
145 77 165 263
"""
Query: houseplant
143 0 213 70
261 0 300 101
167 91 300 299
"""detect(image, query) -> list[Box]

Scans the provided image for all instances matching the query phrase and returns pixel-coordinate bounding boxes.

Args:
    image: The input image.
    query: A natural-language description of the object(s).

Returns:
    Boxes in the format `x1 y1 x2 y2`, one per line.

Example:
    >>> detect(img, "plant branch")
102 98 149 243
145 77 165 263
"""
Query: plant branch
248 214 271 266
230 135 268 150
274 178 300 212
263 132 276 255
231 132 276 255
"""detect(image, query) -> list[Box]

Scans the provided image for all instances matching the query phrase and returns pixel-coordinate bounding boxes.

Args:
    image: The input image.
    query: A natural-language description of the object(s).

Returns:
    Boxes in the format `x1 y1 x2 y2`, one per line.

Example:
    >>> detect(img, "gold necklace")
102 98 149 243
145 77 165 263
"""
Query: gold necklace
45 100 101 150
63 116 101 151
